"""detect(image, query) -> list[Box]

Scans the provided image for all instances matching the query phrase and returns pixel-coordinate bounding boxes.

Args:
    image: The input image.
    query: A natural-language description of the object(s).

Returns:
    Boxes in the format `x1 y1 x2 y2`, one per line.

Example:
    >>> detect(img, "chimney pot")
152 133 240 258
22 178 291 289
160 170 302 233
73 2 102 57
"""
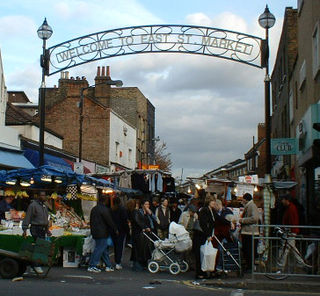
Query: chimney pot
61 72 65 79
97 66 101 77
76 76 80 80
66 71 69 79
107 66 110 77
102 66 105 76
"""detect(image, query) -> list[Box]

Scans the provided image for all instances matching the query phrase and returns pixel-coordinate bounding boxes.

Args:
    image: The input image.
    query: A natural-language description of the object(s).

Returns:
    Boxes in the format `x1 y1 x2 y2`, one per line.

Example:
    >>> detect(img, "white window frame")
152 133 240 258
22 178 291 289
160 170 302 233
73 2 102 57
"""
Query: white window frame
299 60 306 90
312 22 320 79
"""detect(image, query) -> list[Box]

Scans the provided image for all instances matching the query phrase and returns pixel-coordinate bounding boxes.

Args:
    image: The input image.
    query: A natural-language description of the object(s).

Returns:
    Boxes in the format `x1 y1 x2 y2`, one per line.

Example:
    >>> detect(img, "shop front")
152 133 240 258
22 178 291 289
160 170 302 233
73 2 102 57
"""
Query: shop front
296 103 320 225
0 165 114 267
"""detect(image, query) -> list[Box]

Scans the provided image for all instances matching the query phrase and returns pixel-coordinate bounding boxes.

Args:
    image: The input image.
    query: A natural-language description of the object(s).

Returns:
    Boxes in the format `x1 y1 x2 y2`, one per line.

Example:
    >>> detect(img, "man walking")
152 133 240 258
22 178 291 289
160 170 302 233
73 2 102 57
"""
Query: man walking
88 193 119 273
239 193 259 272
279 194 311 269
155 197 170 239
22 191 51 274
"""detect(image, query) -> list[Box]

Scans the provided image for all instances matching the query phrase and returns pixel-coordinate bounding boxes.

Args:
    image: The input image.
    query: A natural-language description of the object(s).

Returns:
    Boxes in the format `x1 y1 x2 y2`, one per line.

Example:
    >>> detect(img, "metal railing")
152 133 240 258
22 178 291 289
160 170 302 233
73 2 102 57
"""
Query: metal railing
252 225 320 279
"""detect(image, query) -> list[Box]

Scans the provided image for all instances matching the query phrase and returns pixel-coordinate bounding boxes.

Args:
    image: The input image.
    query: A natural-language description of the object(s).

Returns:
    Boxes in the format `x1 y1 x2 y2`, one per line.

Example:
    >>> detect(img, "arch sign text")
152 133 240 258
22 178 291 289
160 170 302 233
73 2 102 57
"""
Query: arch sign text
47 25 265 75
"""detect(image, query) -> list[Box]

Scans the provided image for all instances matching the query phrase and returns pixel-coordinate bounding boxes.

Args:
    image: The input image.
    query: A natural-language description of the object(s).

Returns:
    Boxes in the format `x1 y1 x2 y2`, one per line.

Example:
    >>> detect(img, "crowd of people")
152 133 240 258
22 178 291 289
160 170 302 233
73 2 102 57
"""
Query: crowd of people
7 187 308 278
86 191 265 278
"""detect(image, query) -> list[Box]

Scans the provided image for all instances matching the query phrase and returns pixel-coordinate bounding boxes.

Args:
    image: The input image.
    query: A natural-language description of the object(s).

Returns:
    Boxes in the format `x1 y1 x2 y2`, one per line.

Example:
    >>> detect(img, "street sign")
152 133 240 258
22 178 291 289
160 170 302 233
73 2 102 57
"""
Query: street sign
271 138 297 155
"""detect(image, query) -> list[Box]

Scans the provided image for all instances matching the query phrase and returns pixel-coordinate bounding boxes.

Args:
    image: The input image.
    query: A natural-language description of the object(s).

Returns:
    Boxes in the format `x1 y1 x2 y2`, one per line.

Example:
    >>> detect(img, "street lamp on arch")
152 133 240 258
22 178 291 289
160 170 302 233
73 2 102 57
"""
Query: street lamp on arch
37 18 53 166
258 5 276 181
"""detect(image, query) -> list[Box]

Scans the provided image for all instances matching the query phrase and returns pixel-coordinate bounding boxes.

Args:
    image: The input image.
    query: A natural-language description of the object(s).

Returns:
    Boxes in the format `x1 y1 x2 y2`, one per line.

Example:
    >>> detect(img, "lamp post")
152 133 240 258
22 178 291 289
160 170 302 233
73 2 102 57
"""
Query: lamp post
79 80 123 163
37 18 53 166
258 5 275 180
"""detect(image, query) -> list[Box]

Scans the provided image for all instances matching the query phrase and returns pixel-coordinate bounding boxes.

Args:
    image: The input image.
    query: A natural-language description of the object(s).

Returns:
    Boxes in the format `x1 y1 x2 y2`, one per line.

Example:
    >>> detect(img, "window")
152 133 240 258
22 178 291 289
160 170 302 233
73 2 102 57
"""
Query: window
289 90 294 124
128 148 132 162
115 142 119 158
299 60 306 90
295 81 298 109
313 22 320 78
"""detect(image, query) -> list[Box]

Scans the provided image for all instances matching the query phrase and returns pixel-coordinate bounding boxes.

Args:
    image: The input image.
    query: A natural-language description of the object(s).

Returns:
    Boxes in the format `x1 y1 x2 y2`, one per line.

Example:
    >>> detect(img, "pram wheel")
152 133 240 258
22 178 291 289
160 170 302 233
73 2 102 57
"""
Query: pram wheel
169 263 180 275
148 261 160 273
179 260 189 273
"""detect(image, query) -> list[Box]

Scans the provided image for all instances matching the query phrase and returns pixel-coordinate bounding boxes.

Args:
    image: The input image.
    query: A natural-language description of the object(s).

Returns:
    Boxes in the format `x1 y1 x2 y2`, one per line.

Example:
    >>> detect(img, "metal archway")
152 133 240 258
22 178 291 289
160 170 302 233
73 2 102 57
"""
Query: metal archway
46 24 266 76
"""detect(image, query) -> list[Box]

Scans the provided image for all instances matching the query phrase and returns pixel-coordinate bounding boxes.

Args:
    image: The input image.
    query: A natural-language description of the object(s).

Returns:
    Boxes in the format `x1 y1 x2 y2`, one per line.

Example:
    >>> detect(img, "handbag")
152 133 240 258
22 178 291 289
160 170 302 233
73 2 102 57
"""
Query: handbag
193 219 203 232
200 241 218 272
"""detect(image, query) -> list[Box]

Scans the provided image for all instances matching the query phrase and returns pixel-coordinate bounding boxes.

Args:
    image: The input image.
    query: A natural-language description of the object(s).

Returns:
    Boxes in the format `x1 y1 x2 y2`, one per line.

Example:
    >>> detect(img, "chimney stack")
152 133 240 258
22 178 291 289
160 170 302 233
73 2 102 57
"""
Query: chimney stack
107 66 110 77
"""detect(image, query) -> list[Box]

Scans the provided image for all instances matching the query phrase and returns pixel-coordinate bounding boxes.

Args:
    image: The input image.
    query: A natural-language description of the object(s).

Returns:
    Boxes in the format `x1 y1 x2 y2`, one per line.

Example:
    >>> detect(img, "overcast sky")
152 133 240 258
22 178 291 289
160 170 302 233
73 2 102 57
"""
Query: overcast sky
0 0 297 180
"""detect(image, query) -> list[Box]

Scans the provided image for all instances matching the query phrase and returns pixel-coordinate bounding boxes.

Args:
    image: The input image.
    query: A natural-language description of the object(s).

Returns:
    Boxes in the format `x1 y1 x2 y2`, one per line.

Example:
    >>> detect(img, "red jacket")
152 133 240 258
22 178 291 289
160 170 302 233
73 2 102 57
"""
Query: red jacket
282 202 300 234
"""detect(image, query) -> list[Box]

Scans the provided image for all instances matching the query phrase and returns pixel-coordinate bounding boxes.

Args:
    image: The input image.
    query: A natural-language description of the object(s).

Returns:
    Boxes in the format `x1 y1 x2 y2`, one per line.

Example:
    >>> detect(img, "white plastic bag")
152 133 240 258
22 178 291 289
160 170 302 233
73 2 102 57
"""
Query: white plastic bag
200 241 218 272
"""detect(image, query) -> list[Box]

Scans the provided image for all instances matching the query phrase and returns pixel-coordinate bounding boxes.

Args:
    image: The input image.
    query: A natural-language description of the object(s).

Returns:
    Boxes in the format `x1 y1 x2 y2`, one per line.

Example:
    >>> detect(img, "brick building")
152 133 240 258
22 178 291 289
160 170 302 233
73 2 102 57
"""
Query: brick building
271 0 320 224
244 123 266 179
271 7 298 179
42 66 154 170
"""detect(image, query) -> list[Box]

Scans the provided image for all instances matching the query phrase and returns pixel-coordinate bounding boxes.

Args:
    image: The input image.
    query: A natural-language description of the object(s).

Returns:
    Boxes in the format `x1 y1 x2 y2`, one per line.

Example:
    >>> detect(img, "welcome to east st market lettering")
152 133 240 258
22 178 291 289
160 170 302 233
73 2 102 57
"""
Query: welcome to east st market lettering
55 33 254 63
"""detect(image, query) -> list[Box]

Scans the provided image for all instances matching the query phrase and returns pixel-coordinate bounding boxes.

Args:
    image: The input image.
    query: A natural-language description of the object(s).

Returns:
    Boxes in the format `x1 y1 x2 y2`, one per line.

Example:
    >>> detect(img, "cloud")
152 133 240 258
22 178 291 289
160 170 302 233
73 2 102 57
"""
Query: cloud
0 4 285 179
0 15 36 38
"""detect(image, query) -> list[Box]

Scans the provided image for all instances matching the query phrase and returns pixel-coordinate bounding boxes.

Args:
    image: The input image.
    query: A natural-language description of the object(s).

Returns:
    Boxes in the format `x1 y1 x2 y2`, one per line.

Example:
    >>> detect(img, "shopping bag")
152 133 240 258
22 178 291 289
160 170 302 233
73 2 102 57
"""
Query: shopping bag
200 241 218 272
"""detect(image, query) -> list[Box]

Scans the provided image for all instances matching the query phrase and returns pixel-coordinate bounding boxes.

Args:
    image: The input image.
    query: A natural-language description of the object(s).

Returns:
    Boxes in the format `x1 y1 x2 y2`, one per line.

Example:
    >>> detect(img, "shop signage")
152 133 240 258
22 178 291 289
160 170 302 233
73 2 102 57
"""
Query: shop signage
271 138 297 155
142 164 159 170
238 174 258 184
235 184 254 197
47 25 263 75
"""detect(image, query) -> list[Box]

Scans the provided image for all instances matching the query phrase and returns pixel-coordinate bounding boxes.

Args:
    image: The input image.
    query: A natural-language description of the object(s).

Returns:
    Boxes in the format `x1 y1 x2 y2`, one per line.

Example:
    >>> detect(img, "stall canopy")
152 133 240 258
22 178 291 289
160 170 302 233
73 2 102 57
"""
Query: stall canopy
24 148 72 172
0 148 34 169
0 165 113 188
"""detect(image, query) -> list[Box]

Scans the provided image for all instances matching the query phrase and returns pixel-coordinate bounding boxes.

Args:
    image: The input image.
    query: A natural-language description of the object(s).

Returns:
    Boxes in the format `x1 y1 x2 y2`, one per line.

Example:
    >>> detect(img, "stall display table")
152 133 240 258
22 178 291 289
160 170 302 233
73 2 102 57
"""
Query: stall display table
0 233 85 263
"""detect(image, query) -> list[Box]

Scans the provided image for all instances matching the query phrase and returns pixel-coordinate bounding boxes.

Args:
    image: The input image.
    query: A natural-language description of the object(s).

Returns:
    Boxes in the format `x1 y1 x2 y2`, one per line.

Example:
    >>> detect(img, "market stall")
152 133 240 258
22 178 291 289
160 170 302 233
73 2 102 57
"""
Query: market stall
0 165 114 267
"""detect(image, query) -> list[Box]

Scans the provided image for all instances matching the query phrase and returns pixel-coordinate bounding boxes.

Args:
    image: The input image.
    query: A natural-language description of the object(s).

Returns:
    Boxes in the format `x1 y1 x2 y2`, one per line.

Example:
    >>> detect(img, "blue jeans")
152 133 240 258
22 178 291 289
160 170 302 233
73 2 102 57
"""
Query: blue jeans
89 238 112 268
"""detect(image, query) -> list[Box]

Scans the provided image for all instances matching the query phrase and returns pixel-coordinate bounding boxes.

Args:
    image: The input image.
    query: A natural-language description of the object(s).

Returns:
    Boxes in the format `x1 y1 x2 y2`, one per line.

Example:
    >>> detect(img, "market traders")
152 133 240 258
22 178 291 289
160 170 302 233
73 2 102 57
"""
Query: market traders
22 191 51 274
0 196 14 221
87 192 119 273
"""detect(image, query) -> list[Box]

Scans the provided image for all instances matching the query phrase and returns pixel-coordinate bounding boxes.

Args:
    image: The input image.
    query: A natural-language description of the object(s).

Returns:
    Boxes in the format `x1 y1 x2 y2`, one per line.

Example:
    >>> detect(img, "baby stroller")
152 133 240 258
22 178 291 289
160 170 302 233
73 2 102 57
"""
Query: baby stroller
144 222 192 275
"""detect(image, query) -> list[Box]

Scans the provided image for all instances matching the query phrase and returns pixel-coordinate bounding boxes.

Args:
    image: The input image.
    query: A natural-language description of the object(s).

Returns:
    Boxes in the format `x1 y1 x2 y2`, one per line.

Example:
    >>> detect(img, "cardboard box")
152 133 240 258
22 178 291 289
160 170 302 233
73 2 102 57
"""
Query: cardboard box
63 248 80 268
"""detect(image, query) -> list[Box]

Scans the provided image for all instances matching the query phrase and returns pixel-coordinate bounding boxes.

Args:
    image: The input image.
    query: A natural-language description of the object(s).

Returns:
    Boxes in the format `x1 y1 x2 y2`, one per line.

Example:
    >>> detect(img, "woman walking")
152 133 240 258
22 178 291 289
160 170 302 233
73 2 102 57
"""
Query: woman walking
135 199 157 268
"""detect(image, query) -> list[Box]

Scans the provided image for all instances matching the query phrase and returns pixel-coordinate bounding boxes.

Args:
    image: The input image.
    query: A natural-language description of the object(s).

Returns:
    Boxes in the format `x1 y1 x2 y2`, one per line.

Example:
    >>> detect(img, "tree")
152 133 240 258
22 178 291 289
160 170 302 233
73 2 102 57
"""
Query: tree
154 141 173 172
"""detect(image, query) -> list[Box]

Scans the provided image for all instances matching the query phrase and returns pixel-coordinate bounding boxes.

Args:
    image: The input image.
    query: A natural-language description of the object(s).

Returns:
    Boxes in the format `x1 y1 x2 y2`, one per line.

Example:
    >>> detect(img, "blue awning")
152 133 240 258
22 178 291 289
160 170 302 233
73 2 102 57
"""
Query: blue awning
24 148 72 172
0 149 34 169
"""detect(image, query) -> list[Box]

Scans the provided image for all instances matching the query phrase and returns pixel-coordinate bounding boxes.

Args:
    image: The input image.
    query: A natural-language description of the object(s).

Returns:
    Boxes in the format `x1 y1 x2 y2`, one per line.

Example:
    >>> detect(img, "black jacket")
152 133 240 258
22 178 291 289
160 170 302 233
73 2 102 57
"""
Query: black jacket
199 206 231 239
90 203 117 239
199 206 218 238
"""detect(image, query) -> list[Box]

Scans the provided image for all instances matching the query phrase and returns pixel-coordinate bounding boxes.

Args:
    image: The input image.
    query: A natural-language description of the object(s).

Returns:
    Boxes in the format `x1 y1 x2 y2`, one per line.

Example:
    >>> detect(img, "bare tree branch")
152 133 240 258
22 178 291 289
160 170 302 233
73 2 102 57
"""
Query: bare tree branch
154 141 173 172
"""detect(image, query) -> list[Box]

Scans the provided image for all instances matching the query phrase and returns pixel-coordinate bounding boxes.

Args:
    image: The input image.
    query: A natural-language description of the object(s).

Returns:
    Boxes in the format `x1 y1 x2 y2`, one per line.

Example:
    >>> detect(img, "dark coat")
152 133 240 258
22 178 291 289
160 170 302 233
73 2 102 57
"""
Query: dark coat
199 206 217 239
198 206 231 238
90 203 117 239
111 205 129 235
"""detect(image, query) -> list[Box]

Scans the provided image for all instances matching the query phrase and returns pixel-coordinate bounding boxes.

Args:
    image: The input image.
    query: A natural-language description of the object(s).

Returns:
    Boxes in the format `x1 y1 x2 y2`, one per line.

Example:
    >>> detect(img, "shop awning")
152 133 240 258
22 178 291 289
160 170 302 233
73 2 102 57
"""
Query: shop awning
24 148 72 172
0 149 34 169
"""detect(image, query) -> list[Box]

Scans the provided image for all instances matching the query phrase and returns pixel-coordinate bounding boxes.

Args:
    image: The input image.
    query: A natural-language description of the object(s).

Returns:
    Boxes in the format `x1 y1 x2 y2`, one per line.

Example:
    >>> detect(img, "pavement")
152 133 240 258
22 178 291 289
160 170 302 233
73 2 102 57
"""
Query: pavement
191 272 320 294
